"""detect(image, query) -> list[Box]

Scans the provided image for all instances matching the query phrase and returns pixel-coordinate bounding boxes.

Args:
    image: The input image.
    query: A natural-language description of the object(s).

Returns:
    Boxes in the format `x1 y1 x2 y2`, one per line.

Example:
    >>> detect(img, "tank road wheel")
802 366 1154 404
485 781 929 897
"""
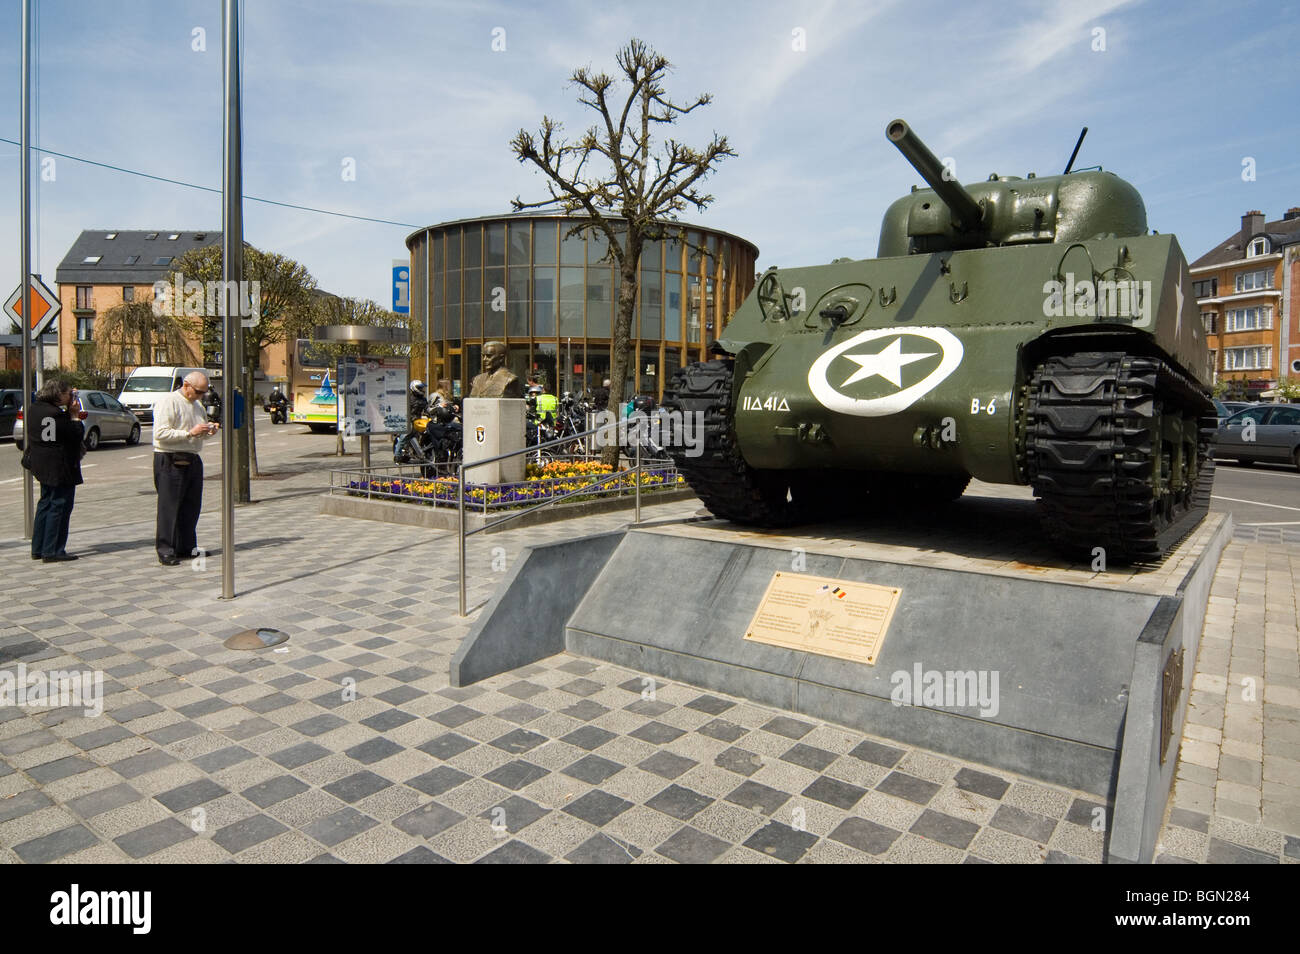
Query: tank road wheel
1025 352 1214 564
662 359 828 526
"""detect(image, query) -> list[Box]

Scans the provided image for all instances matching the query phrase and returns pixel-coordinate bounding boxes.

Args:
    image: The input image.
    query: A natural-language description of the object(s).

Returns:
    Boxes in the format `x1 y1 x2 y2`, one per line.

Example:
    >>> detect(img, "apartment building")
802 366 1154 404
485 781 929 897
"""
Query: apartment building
54 229 290 392
1190 209 1300 399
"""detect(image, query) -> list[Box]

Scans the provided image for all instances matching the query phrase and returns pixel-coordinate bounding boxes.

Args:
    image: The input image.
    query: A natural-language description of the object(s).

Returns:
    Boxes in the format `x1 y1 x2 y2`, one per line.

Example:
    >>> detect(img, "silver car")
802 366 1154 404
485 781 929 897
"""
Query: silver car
14 389 142 451
1214 403 1300 470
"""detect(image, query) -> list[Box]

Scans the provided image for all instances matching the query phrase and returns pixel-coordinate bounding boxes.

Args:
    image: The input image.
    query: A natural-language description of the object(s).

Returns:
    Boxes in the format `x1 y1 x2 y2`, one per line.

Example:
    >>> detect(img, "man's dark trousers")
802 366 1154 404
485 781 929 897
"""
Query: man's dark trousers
154 452 203 560
32 483 75 558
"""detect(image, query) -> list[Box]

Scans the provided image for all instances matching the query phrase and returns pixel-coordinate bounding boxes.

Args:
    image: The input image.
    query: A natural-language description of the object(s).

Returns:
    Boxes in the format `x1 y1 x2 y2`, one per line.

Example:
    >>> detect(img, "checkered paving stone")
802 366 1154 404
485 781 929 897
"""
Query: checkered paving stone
1 455 1294 863
1153 540 1300 865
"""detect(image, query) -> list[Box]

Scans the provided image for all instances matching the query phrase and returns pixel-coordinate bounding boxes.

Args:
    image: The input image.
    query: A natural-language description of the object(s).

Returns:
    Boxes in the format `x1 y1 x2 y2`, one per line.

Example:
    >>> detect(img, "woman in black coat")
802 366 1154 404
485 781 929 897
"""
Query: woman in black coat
22 378 84 562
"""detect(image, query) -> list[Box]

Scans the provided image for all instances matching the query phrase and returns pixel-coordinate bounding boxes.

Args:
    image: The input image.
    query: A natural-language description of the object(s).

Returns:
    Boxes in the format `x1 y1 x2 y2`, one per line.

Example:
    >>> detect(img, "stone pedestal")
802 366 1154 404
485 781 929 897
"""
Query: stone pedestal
462 398 526 485
450 511 1234 863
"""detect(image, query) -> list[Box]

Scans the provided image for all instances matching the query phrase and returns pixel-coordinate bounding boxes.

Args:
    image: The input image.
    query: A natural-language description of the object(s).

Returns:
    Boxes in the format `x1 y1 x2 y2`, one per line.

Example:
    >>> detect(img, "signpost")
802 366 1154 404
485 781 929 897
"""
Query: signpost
4 275 61 339
392 260 410 315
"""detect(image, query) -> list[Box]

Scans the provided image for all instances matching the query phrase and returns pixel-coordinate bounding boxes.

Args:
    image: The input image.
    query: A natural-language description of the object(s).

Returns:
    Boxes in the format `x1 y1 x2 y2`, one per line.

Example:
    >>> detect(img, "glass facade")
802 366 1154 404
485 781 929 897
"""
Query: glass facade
407 213 758 400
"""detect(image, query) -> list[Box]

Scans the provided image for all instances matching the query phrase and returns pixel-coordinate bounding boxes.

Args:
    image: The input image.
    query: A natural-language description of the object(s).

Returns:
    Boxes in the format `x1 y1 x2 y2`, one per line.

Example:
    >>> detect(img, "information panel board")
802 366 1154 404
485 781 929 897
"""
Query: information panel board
337 355 409 436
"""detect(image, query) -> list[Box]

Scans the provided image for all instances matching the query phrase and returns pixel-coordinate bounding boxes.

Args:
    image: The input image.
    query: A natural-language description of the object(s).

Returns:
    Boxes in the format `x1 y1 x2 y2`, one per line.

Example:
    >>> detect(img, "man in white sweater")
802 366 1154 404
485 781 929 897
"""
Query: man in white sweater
153 371 219 566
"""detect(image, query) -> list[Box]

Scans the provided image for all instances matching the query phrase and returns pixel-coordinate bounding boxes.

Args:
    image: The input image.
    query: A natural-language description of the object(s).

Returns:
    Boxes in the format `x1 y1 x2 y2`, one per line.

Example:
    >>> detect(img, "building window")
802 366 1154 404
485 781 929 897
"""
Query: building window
1208 349 1217 371
82 255 101 264
1234 269 1272 293
123 286 134 303
122 347 137 364
1223 346 1271 371
1225 306 1272 332
1247 237 1269 257
75 286 93 309
1201 312 1216 335
125 255 140 265
1191 278 1217 299
153 256 172 266
154 349 168 364
75 317 93 341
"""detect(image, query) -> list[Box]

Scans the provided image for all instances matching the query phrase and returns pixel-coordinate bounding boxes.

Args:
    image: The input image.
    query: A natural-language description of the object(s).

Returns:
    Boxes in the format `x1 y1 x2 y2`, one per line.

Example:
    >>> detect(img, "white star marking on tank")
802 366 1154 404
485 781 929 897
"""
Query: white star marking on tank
808 326 964 417
839 338 936 388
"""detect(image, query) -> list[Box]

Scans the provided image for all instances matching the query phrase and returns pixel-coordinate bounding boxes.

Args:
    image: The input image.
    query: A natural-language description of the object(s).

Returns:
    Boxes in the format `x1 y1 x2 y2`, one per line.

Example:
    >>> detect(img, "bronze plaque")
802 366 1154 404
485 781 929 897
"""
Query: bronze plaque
1160 646 1185 765
743 572 901 665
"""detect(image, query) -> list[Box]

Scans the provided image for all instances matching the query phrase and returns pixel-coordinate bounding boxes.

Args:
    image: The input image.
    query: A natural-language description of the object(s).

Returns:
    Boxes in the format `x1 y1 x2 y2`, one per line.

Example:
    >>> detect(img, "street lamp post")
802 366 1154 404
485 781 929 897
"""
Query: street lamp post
18 0 34 539
220 0 243 599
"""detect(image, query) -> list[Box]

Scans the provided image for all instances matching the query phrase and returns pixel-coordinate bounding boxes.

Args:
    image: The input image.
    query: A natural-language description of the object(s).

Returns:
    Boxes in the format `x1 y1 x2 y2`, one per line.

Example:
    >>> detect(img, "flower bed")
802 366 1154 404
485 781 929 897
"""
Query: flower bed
341 460 685 511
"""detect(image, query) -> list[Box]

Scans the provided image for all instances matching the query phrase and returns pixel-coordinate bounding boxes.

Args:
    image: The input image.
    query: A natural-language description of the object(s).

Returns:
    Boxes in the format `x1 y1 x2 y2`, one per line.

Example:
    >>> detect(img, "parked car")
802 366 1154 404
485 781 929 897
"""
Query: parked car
14 389 141 451
1213 403 1300 470
1221 401 1254 415
0 389 21 439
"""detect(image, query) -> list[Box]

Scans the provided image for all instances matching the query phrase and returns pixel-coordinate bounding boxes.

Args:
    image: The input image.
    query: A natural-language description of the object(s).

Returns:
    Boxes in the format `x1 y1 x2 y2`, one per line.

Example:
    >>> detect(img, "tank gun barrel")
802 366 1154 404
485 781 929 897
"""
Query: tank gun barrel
886 119 984 233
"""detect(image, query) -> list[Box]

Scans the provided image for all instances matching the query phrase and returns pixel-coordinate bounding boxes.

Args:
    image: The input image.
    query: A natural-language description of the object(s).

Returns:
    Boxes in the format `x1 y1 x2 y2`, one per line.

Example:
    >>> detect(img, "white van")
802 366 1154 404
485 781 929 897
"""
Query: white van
118 366 206 422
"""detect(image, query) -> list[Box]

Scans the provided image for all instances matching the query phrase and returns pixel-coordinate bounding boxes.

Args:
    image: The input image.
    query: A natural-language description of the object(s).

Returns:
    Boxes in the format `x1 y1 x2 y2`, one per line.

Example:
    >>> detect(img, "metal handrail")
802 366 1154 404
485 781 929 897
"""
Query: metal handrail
458 416 648 616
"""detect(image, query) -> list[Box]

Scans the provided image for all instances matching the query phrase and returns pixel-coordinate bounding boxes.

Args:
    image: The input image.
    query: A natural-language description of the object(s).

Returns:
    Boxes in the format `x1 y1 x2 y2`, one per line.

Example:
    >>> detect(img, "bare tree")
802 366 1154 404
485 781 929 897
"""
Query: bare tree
511 38 735 465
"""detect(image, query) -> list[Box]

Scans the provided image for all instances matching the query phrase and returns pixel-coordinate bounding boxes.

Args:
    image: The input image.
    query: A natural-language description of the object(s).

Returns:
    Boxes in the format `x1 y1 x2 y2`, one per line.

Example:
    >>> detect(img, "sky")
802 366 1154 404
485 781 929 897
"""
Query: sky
2 0 1298 321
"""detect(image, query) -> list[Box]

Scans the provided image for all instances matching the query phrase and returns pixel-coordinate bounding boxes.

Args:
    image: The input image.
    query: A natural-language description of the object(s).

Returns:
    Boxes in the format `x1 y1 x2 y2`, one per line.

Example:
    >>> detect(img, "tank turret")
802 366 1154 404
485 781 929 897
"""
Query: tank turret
878 119 1148 257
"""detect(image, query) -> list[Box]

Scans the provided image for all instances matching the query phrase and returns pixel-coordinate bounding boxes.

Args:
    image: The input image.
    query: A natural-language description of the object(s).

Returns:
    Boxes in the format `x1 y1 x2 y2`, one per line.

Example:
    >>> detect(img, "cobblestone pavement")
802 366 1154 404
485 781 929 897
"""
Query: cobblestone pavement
1155 540 1300 864
0 446 1295 863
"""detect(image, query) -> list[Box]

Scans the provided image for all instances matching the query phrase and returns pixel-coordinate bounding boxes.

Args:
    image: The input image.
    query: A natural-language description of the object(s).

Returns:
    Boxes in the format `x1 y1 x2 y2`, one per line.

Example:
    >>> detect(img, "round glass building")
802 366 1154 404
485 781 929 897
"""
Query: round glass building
405 213 759 400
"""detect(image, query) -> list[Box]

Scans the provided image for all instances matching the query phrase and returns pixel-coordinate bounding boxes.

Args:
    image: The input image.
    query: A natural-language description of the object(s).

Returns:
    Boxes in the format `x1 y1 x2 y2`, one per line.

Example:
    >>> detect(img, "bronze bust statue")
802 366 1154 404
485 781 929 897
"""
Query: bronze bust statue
468 341 523 399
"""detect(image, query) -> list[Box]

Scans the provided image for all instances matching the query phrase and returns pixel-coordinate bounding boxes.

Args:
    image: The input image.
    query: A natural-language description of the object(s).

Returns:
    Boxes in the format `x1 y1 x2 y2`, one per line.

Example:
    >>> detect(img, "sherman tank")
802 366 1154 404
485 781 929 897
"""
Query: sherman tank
662 119 1215 563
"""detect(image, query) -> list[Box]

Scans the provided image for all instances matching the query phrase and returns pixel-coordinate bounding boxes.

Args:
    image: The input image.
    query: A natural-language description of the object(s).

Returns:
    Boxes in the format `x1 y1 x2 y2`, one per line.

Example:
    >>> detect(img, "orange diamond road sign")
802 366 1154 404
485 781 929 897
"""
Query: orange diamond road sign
4 275 62 340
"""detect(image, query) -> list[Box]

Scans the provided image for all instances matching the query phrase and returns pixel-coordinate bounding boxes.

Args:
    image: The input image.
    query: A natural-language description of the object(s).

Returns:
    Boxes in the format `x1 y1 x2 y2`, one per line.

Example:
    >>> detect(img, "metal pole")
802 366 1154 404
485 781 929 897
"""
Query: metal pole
219 0 242 599
457 461 466 617
634 426 641 524
19 0 34 539
424 236 431 387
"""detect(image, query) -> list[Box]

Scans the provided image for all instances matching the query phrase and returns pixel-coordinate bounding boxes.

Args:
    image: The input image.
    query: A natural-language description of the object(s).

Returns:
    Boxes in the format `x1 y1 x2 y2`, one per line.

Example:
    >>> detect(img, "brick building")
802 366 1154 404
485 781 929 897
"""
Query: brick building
1190 209 1300 399
53 229 291 393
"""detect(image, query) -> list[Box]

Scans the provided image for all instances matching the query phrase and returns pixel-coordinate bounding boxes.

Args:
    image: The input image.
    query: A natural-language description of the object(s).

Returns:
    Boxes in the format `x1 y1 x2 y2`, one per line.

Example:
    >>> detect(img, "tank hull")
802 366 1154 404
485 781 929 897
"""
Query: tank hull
727 234 1210 484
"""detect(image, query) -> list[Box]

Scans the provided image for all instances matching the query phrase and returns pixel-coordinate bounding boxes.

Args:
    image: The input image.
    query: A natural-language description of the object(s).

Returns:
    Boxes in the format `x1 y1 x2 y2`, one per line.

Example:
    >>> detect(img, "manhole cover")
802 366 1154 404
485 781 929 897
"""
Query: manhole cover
223 628 290 651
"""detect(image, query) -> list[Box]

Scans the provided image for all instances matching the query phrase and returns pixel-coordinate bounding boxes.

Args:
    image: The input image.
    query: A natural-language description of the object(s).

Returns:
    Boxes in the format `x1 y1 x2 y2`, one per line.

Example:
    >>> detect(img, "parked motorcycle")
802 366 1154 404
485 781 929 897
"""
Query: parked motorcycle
394 404 461 476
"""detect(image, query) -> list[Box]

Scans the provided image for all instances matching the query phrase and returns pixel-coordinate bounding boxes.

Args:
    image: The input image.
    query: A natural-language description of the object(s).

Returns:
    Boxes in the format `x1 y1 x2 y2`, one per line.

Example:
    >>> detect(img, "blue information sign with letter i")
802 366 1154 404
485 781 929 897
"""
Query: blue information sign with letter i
392 260 410 315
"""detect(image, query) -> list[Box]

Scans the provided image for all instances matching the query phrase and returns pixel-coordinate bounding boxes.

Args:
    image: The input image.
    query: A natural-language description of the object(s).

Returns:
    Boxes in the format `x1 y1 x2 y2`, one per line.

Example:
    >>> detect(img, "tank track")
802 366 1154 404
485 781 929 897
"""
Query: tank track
1025 352 1215 563
662 359 822 526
